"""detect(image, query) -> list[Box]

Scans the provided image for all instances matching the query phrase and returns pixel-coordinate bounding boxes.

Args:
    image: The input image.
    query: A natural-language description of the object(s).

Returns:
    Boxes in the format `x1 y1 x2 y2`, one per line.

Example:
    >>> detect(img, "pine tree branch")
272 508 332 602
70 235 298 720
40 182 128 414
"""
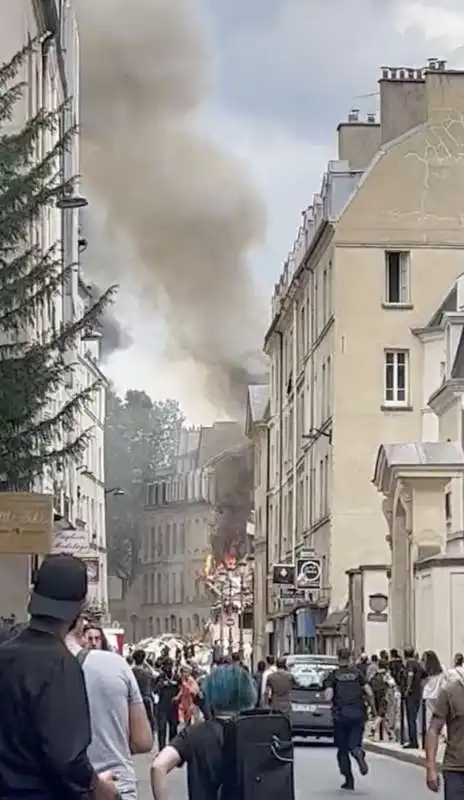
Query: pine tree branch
20 381 100 444
52 285 118 353
0 41 33 90
0 84 26 126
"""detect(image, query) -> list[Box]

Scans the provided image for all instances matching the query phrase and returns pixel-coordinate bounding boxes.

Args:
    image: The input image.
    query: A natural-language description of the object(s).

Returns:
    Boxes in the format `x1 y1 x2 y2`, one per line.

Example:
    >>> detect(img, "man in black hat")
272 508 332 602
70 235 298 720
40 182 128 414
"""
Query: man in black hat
0 553 119 800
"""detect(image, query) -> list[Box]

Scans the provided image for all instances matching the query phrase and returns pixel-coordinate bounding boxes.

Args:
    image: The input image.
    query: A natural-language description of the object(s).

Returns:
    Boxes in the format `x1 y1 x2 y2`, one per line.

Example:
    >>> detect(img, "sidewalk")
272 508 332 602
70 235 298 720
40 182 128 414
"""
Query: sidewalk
364 738 445 767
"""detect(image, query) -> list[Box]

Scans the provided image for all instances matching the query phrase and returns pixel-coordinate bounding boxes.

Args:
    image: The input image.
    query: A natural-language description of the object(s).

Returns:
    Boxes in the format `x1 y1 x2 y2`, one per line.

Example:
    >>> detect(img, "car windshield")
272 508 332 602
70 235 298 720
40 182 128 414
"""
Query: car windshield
289 661 335 690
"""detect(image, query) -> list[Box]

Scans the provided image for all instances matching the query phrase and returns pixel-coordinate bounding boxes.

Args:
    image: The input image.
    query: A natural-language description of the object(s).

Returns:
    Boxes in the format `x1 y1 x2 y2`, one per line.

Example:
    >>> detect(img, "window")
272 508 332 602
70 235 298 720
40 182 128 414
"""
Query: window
172 522 177 554
445 491 452 534
384 350 409 405
385 251 410 305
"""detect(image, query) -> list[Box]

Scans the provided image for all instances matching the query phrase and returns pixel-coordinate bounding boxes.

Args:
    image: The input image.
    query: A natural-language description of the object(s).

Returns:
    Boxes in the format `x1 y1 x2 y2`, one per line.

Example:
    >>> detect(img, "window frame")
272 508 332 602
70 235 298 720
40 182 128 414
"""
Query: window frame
384 250 411 306
384 348 409 407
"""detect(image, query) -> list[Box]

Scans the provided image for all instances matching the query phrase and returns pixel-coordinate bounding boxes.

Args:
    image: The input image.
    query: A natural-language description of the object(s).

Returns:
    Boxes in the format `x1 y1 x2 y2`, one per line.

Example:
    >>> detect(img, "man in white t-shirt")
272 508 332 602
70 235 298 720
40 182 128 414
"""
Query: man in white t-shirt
68 621 153 799
261 655 277 702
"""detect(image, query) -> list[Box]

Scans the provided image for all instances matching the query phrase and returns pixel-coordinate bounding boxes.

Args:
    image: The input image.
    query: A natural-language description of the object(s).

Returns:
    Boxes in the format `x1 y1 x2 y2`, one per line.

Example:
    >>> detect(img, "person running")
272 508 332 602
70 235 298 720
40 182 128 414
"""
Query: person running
324 647 375 791
150 663 257 800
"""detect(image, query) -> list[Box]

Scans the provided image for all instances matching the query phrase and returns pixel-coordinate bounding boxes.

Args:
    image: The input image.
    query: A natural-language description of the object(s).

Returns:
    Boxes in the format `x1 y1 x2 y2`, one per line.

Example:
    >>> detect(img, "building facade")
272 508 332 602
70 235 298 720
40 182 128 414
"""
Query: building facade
263 61 464 650
130 422 247 642
0 1 109 617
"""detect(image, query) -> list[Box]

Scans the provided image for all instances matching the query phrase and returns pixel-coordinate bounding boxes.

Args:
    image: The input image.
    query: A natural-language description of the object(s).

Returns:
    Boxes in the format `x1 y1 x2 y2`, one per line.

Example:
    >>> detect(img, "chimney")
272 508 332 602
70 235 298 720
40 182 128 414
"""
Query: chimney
347 108 360 122
379 65 426 146
424 58 464 124
337 109 380 170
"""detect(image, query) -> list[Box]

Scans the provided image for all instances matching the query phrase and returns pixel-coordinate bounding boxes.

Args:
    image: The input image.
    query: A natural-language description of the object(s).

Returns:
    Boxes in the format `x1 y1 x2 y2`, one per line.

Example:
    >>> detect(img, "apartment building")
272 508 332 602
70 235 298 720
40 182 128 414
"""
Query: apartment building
131 422 247 642
263 60 464 651
0 1 109 616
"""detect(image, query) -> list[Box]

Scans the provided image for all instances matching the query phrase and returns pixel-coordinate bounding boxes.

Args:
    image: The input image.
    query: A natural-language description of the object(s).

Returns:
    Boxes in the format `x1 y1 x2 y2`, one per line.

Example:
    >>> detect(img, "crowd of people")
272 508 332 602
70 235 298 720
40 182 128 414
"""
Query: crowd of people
353 647 464 748
2 553 464 800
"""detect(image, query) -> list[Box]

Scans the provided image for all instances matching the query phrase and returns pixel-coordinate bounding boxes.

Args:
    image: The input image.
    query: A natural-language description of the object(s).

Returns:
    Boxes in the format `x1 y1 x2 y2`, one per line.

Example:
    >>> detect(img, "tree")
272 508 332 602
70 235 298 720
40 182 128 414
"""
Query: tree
0 42 115 488
105 389 182 582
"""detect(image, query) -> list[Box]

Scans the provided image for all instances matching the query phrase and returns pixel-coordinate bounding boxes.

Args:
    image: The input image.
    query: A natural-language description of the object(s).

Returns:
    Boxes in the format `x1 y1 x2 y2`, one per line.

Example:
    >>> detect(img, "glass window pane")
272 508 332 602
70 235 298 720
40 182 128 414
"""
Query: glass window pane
397 364 405 389
386 363 394 388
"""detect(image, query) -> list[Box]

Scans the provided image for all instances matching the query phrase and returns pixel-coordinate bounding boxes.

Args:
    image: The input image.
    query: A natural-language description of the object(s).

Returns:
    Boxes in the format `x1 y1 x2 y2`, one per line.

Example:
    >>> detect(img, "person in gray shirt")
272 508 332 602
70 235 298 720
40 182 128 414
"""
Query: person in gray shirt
76 647 153 799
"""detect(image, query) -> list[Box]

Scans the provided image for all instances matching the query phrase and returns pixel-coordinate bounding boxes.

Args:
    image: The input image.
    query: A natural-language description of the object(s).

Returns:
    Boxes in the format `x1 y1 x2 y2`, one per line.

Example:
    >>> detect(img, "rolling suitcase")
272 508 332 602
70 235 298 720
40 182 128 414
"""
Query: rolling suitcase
219 708 295 800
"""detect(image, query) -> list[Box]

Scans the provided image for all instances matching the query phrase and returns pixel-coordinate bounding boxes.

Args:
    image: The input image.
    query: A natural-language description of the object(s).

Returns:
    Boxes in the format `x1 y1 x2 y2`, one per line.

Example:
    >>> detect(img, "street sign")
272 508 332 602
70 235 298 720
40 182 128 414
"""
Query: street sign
296 556 322 589
272 563 296 585
225 616 234 627
280 585 305 600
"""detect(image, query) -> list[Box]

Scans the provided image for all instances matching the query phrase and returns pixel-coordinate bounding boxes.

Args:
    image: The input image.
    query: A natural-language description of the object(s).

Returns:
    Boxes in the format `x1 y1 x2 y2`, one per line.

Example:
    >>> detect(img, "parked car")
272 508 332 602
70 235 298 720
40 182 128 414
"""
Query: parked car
287 654 338 740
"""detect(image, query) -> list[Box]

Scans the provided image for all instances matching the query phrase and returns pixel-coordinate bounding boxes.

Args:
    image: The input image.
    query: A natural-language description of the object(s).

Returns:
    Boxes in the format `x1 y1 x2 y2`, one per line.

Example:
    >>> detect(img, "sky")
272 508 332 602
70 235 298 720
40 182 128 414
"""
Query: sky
101 0 464 423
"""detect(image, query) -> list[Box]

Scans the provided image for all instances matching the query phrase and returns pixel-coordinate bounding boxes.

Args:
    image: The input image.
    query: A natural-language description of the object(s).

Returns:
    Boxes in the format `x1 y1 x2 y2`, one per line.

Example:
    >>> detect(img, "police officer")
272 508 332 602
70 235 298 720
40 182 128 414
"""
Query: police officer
324 647 375 791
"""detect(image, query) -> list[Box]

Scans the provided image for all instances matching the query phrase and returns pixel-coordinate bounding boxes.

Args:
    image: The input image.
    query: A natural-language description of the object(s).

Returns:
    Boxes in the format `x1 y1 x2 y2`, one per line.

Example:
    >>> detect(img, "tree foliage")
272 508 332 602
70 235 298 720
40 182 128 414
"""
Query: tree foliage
105 388 182 581
0 41 115 488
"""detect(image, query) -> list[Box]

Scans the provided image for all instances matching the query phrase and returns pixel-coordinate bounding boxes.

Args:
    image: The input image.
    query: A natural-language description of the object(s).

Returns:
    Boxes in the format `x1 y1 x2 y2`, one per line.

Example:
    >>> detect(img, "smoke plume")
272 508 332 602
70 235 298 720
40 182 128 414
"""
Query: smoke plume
75 0 267 416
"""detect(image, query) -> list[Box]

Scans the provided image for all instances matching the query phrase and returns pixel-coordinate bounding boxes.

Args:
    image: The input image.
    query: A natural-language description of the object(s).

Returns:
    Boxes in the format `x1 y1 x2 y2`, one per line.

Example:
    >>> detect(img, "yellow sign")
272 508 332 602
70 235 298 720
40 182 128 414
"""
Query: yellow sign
0 492 54 555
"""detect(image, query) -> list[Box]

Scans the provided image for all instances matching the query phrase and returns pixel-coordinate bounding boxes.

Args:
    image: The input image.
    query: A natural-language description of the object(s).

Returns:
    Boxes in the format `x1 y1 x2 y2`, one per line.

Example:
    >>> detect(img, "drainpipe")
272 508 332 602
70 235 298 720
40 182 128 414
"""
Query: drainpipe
265 423 271 624
277 331 284 560
309 274 315 543
292 301 298 565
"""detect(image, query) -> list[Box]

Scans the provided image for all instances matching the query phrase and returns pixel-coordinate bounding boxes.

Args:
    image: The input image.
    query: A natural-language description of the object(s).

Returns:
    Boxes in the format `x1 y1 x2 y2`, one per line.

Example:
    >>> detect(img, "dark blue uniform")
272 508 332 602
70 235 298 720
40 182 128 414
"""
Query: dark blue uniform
325 665 368 788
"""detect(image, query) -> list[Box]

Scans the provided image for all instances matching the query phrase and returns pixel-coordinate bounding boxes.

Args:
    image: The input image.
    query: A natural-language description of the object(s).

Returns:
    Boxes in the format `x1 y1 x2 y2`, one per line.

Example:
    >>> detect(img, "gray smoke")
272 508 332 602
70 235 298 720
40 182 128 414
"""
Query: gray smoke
79 205 134 359
75 0 267 416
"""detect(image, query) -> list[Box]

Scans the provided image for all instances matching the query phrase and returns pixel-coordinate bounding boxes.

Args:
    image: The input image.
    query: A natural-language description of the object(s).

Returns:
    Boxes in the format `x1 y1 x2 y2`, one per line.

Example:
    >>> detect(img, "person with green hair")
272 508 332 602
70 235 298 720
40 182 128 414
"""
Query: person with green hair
151 664 257 800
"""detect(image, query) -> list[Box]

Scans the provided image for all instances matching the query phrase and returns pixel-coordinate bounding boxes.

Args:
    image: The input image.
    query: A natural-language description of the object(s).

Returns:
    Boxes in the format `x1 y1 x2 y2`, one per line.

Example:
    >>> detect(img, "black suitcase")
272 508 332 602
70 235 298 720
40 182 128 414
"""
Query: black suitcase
220 709 295 800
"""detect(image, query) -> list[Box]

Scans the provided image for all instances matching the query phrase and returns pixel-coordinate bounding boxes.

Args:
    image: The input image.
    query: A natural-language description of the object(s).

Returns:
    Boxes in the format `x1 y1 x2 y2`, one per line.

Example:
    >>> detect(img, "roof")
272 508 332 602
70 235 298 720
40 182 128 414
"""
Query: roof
248 384 269 423
426 285 457 329
451 330 464 379
317 609 348 632
373 441 464 492
381 441 464 466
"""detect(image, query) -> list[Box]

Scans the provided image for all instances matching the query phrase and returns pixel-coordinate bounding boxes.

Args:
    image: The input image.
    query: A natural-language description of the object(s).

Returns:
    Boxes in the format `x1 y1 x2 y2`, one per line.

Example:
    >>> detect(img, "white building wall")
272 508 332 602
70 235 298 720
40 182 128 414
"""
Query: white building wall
0 2 109 618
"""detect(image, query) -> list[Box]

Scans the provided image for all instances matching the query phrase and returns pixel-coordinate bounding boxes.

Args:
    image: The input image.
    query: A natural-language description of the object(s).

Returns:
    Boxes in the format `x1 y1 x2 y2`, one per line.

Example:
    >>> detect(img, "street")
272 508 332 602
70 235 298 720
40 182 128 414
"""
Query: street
134 744 427 799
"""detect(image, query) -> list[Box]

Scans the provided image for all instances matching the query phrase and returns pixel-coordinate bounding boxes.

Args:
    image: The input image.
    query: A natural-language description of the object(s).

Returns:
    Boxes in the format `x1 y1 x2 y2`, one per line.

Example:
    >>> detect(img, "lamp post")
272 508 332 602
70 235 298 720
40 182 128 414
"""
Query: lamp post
215 568 227 656
227 568 234 656
104 487 125 497
236 559 248 660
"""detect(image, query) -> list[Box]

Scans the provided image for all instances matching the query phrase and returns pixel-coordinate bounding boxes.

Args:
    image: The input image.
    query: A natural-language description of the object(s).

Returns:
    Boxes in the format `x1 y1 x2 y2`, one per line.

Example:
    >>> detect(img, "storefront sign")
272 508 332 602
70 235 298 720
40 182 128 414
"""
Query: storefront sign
296 557 322 589
52 526 91 555
272 563 296 585
0 492 53 555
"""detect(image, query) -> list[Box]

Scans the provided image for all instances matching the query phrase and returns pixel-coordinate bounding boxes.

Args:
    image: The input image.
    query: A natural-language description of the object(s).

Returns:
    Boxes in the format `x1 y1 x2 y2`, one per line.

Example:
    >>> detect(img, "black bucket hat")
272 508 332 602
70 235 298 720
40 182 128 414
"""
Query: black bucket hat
28 553 88 622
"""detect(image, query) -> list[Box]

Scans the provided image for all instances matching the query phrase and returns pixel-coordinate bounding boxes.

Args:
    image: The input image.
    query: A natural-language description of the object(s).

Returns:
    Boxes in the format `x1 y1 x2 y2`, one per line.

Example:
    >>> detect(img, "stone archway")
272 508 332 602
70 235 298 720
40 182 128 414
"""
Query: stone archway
373 442 464 652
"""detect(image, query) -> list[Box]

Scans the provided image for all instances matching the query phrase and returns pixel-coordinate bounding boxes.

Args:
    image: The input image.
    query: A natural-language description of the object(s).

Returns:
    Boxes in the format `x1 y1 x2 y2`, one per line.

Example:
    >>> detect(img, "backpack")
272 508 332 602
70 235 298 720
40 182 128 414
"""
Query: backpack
215 709 295 800
369 671 388 704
